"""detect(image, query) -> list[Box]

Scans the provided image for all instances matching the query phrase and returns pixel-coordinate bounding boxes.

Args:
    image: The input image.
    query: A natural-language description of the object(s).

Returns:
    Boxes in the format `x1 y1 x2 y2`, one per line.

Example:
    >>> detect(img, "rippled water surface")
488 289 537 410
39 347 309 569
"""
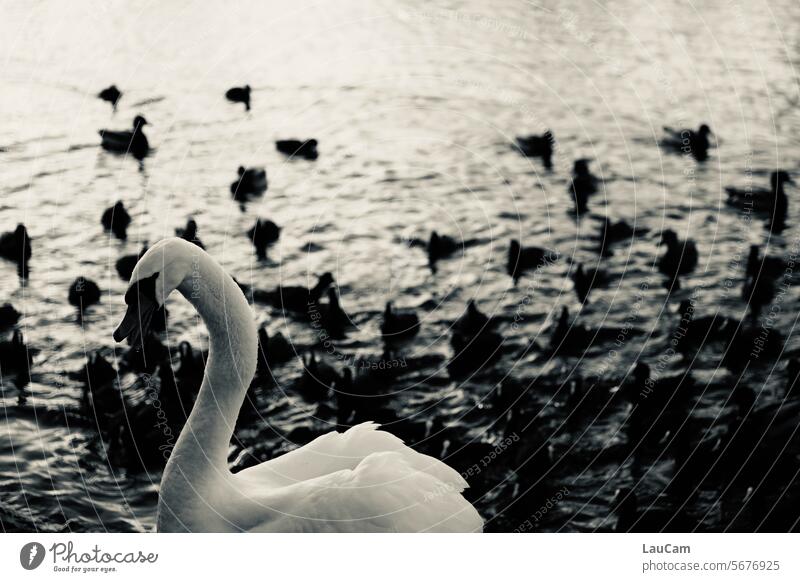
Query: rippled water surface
2 0 800 532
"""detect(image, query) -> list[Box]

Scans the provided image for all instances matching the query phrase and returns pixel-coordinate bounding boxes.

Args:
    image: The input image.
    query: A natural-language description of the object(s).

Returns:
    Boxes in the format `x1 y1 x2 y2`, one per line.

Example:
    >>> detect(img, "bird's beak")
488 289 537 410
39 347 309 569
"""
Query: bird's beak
113 294 158 347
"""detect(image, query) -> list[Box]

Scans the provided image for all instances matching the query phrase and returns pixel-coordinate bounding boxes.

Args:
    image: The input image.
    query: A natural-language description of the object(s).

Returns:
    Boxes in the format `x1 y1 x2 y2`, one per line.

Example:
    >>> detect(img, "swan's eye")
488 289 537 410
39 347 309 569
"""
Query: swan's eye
125 272 160 305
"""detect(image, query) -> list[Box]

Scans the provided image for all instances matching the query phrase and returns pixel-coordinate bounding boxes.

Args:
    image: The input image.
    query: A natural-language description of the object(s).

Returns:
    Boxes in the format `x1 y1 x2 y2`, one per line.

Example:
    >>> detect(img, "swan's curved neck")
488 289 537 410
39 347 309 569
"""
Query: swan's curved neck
159 250 257 527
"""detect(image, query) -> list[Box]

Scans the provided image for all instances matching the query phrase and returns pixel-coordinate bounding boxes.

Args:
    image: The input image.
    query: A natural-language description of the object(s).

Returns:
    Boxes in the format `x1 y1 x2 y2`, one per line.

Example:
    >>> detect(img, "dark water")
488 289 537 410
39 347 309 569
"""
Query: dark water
2 0 800 532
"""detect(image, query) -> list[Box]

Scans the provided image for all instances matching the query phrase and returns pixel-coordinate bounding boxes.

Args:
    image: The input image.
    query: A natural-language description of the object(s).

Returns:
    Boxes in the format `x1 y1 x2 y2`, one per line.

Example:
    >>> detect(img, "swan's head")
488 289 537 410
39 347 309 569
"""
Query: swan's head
113 238 198 346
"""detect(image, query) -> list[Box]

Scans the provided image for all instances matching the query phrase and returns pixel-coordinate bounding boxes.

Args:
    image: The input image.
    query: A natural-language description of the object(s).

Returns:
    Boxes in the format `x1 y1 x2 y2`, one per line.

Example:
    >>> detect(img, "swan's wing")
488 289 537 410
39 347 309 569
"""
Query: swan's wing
246 450 483 533
239 422 468 492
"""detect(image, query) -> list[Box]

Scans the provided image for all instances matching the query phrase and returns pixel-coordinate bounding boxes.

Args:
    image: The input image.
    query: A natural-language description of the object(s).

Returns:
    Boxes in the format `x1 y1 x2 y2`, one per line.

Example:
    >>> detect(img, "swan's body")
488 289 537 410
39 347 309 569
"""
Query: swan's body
114 238 482 532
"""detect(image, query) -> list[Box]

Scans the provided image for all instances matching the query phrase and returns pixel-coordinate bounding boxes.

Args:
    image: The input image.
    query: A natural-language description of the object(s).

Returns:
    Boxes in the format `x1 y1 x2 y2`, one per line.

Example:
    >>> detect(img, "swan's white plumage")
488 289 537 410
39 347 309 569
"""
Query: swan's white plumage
121 239 482 533
239 422 482 532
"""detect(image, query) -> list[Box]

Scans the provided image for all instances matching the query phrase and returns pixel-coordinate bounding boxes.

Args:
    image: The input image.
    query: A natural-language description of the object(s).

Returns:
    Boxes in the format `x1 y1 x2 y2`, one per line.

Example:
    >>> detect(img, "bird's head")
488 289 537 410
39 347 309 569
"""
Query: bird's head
698 124 712 136
113 238 198 346
660 229 678 246
133 115 149 128
772 170 793 188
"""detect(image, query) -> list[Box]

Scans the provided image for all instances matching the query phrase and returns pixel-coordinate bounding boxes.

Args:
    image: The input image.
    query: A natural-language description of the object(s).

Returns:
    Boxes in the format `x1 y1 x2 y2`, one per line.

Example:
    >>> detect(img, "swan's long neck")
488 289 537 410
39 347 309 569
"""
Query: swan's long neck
158 250 257 529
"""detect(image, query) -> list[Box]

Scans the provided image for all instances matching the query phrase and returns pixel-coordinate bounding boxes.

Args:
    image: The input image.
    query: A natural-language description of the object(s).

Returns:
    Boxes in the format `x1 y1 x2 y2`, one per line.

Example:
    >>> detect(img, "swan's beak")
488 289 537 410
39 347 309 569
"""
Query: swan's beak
113 294 158 347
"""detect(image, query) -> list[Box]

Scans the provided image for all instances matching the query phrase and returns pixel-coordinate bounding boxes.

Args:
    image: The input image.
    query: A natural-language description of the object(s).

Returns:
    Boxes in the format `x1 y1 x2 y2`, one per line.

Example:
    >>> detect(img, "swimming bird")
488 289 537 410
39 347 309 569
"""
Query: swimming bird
78 352 119 420
230 166 268 200
99 115 150 159
276 139 318 160
0 329 32 374
225 85 251 110
545 306 638 357
726 171 793 218
742 262 777 320
453 300 493 338
68 277 102 309
116 244 148 281
98 85 122 108
247 218 280 259
254 272 335 313
671 299 735 357
745 245 786 280
662 124 713 161
256 327 295 374
101 201 132 239
595 217 648 257
0 224 31 265
571 263 609 303
616 361 695 448
448 300 503 377
295 351 340 402
176 218 205 249
310 288 350 339
112 238 482 532
0 303 21 328
427 231 460 271
507 239 558 283
658 230 698 289
514 131 554 169
569 159 598 213
722 325 784 370
381 302 420 342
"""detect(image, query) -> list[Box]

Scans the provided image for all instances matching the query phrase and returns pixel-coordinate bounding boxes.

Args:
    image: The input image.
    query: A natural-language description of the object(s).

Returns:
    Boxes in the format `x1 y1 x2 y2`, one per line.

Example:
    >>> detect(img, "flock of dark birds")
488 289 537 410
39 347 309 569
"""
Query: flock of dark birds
1 81 799 533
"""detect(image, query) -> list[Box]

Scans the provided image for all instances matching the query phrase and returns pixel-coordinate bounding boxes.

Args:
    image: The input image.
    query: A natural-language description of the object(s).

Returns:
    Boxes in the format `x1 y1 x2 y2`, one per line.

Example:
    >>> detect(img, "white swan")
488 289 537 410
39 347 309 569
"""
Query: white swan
113 238 483 532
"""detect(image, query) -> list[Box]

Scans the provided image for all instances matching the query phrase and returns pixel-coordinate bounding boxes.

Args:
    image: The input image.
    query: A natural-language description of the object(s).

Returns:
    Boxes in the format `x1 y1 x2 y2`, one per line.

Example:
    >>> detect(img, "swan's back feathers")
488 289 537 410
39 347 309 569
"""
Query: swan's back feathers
247 450 482 532
241 422 467 491
240 423 482 532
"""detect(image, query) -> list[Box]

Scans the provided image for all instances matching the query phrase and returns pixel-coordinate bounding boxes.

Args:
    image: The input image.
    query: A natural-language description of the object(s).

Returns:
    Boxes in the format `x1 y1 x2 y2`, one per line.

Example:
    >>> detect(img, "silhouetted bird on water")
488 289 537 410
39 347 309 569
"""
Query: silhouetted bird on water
746 245 786 280
99 115 150 159
98 85 122 108
595 217 648 257
742 261 779 321
247 218 280 259
448 300 503 377
381 302 420 342
68 277 101 309
254 272 335 313
255 327 295 376
726 171 792 231
225 85 251 110
571 263 609 303
427 231 458 270
295 351 339 402
662 124 713 161
0 303 21 328
507 239 558 283
545 306 639 357
0 224 31 265
0 330 32 374
514 130 554 169
313 288 350 339
453 300 492 338
230 166 267 200
569 159 598 213
176 218 205 249
658 229 698 290
101 201 131 239
276 139 318 160
115 243 147 281
671 299 736 357
616 361 695 449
